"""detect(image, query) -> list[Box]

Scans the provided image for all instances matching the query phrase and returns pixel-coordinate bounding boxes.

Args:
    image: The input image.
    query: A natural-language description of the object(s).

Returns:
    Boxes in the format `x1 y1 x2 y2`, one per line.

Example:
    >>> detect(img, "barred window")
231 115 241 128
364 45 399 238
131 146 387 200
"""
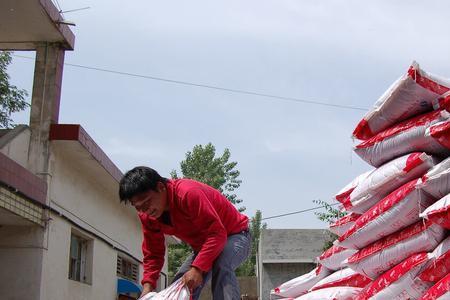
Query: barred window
69 234 88 282
117 255 139 282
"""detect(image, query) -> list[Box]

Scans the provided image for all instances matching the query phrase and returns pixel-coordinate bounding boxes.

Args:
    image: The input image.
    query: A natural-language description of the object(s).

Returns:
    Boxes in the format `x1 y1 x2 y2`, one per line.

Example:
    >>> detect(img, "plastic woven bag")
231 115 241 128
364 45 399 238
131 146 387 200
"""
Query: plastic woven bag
139 279 191 300
270 265 331 298
344 220 445 279
343 152 437 213
419 236 450 283
420 194 450 229
418 157 450 199
356 252 433 300
329 213 361 236
419 272 450 300
310 267 371 291
338 179 435 249
317 245 358 270
353 61 450 140
294 287 362 300
354 110 450 167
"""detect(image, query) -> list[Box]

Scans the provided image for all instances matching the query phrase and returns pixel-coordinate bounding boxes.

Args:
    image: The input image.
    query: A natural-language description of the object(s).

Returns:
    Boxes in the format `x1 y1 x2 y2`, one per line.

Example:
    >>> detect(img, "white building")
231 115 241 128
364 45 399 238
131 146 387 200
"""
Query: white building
0 1 173 299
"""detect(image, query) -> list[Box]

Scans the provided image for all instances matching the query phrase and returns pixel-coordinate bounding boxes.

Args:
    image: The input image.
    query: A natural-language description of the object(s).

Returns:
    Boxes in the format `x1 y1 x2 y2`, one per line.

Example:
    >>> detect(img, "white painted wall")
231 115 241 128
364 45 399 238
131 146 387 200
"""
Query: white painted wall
0 225 45 300
0 133 171 299
49 145 142 259
0 127 30 168
40 214 118 300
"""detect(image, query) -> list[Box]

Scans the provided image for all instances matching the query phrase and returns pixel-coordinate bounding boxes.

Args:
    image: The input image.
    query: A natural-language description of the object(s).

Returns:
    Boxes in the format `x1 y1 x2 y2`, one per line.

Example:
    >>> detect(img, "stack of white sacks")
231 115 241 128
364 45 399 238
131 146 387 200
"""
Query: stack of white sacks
270 61 450 300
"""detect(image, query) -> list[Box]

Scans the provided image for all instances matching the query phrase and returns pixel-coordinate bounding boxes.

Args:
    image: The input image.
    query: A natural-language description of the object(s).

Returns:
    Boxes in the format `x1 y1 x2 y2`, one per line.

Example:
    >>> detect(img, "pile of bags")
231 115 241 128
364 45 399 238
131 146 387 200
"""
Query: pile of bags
270 61 450 300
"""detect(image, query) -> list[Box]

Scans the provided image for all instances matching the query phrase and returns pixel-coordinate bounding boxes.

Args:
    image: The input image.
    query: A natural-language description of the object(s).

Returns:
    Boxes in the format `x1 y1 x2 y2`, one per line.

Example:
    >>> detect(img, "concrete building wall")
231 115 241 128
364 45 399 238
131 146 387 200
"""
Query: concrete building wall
40 214 118 300
0 225 45 300
260 263 316 300
196 276 257 300
0 127 30 168
258 229 331 300
49 145 142 259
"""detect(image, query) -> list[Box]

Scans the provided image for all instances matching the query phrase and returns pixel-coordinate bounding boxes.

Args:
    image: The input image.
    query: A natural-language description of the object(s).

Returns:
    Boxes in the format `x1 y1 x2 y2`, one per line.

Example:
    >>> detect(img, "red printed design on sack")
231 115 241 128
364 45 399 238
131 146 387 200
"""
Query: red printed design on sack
347 220 433 264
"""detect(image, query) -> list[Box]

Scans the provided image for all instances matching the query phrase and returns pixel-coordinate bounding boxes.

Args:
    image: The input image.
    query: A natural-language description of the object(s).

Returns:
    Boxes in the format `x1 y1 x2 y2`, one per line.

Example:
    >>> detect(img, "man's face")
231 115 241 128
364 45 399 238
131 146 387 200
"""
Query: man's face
129 182 168 219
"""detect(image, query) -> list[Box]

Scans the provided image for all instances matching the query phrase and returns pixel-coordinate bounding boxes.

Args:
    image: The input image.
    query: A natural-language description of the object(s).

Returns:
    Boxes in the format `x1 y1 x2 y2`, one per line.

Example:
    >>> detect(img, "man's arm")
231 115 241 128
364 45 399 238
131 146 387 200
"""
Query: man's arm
180 189 228 274
140 283 154 298
138 213 166 295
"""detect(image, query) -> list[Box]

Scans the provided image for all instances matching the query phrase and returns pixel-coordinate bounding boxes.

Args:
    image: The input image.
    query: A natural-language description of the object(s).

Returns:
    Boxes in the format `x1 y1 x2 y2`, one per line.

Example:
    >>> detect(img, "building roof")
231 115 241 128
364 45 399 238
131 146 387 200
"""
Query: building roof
0 0 75 50
49 124 123 183
259 228 332 263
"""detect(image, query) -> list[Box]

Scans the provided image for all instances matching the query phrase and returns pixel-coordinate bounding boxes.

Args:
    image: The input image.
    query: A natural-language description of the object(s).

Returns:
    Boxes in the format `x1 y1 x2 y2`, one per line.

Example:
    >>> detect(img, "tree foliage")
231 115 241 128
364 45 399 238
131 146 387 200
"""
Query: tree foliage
170 142 244 211
0 51 29 128
313 199 346 251
312 199 346 224
236 210 267 276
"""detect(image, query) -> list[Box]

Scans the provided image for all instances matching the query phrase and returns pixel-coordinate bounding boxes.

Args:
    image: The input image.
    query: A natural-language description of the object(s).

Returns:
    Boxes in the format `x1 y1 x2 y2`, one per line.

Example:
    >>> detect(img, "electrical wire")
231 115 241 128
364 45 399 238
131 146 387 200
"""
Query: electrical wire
262 202 340 220
12 54 369 111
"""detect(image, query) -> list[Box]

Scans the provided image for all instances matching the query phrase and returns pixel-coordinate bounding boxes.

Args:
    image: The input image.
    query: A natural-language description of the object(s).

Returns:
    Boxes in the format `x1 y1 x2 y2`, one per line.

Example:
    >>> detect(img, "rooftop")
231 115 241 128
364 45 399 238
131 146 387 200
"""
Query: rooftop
0 0 75 50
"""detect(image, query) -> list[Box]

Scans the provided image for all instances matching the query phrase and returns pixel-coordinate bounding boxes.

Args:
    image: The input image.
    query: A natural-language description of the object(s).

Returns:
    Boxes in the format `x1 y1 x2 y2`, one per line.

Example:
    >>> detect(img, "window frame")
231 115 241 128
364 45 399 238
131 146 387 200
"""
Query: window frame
68 230 93 285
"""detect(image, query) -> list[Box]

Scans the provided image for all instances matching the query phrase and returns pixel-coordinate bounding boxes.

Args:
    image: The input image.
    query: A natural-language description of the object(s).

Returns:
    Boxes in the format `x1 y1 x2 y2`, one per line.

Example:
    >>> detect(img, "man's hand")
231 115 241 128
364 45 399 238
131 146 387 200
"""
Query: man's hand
140 282 154 298
182 267 203 291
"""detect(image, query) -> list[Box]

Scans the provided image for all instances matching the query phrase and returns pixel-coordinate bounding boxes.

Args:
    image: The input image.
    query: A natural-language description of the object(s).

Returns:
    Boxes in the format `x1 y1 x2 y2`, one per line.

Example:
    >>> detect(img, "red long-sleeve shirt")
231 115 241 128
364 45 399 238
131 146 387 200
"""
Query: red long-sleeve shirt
138 179 249 288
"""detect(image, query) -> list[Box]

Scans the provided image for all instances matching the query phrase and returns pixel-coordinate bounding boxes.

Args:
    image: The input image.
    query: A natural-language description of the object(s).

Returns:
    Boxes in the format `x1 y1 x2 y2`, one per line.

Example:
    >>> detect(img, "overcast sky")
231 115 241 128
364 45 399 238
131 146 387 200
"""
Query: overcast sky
8 0 450 229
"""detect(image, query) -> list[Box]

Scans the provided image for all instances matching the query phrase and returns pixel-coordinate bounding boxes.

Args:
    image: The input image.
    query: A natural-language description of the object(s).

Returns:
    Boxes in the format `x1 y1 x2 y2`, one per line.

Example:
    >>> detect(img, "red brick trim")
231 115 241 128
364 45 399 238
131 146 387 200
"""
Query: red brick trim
49 124 123 183
0 152 47 205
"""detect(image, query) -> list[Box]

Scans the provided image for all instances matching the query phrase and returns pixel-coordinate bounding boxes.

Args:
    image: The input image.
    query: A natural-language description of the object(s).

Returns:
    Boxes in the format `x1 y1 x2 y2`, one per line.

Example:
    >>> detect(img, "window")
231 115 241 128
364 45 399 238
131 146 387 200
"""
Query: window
117 255 139 282
69 232 92 284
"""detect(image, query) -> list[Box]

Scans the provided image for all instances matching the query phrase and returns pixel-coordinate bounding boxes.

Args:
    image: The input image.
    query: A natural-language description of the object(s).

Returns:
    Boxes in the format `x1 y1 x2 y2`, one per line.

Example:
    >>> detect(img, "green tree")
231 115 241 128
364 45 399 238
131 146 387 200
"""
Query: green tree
170 142 244 211
313 199 346 250
236 210 267 276
168 143 245 277
0 51 29 128
313 199 346 224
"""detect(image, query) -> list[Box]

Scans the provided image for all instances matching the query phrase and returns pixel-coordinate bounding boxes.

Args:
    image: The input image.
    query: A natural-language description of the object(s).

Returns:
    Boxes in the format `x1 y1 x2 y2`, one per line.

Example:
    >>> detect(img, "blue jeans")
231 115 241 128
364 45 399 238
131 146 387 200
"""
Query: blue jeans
173 230 252 300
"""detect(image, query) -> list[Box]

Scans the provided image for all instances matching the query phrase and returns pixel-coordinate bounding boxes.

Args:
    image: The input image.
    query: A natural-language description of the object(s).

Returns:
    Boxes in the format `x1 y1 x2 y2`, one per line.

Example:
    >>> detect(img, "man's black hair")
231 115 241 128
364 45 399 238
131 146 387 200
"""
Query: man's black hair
119 166 168 204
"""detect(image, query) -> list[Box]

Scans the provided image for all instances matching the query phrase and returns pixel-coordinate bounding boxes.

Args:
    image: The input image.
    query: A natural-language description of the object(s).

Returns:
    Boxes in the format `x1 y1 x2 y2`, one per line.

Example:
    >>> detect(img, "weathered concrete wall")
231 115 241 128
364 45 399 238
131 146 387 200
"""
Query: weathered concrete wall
258 229 331 300
260 229 330 263
0 126 30 168
0 225 45 300
40 214 119 300
198 276 257 300
49 145 143 260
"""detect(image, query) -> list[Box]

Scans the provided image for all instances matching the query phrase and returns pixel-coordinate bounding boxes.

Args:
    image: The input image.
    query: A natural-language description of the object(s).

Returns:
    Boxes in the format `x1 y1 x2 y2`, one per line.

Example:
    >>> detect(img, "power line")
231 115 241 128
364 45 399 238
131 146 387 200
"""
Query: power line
61 7 91 14
262 202 340 220
52 0 64 16
12 54 369 111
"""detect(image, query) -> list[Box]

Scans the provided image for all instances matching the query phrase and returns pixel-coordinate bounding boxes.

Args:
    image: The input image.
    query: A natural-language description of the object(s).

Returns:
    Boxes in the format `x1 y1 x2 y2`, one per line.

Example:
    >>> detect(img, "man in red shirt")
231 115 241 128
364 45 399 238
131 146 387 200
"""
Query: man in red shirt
119 166 251 299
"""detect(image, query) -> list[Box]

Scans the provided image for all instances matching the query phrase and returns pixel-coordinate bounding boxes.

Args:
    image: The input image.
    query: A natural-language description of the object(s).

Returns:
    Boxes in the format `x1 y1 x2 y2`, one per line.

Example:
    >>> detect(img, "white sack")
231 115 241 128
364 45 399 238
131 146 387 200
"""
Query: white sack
139 279 190 300
338 179 435 249
419 273 450 300
352 61 450 140
345 221 445 279
356 252 432 300
346 152 437 213
419 156 450 199
420 194 450 230
354 110 450 167
270 265 331 298
317 245 358 271
311 267 371 291
329 213 361 237
294 287 362 300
